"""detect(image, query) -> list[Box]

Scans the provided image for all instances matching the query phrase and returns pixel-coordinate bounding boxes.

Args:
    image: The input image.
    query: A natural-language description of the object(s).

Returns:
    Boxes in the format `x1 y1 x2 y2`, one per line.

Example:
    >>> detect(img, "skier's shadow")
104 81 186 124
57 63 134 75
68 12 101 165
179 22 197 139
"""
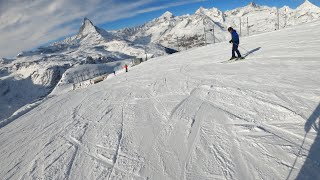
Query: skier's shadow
295 103 320 179
243 47 261 57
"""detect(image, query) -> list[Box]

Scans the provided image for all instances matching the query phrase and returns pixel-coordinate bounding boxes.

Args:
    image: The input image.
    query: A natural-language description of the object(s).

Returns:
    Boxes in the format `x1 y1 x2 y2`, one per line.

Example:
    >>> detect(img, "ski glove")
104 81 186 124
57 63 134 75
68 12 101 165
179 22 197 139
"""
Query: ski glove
229 40 232 43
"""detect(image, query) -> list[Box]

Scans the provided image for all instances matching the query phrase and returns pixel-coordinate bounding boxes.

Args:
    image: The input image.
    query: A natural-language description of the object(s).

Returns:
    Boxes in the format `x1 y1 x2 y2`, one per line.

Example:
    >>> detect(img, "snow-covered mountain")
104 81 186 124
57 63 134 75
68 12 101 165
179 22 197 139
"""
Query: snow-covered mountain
0 18 176 124
1 16 320 179
118 0 320 49
51 18 172 59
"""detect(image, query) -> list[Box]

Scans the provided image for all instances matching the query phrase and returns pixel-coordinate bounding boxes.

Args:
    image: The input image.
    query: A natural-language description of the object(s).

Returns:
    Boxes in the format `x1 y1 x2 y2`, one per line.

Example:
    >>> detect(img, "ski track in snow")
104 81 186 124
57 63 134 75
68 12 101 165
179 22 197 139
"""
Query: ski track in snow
1 21 320 180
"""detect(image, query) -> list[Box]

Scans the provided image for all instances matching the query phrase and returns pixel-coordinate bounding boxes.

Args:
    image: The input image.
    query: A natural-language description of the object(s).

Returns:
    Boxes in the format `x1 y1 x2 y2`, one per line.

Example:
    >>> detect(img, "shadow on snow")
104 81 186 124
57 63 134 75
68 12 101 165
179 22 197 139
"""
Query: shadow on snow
290 103 320 179
243 47 261 57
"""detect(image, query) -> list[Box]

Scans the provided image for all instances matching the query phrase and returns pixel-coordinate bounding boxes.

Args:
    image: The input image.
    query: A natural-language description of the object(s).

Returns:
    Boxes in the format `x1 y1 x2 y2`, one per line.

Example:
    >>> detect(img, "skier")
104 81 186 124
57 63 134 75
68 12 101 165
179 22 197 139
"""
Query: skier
228 27 242 60
124 64 128 72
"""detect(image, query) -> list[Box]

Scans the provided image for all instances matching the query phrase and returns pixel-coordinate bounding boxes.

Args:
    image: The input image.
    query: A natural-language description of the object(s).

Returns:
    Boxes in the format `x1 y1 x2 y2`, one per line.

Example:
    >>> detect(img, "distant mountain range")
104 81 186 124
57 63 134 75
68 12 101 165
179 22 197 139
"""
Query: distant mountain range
116 0 320 50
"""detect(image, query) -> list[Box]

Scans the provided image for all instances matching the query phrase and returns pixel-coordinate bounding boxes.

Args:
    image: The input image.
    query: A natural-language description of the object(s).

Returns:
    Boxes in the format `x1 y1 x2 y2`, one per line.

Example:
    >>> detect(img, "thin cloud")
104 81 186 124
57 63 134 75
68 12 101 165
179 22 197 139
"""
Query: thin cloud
0 0 203 58
135 0 206 15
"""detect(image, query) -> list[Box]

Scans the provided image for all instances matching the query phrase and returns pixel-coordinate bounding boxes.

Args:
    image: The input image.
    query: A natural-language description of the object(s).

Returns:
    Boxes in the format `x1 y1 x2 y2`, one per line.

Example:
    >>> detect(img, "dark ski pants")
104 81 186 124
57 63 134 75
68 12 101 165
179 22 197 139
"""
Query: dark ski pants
232 44 242 58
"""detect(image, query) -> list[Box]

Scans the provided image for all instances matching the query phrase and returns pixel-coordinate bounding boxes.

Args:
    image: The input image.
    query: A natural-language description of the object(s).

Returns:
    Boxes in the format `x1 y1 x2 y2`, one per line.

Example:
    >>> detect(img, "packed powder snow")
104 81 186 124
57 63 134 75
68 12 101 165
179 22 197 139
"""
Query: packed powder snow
0 18 319 179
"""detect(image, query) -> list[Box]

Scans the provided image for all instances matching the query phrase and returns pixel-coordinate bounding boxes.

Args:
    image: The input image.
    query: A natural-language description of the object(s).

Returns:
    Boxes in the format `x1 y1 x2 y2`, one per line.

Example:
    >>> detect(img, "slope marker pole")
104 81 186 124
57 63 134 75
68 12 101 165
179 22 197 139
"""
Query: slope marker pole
240 18 242 37
277 8 280 30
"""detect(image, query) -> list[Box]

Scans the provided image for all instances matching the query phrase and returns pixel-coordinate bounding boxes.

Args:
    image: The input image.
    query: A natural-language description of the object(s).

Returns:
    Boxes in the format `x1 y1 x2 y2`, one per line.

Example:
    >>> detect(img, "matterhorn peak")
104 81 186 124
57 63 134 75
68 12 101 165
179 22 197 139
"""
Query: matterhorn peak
78 18 98 37
82 18 95 28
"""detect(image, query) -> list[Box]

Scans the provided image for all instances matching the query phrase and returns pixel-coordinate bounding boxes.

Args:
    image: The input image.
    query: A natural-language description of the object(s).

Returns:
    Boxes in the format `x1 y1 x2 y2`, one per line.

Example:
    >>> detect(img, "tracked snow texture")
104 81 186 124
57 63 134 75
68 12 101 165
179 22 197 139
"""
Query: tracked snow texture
1 19 320 180
1 1 320 124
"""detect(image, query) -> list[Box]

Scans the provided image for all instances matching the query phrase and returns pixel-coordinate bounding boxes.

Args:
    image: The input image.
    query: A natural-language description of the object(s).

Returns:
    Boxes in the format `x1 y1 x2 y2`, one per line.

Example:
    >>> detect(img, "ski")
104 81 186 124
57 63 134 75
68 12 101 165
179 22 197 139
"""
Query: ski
236 57 245 60
220 57 245 63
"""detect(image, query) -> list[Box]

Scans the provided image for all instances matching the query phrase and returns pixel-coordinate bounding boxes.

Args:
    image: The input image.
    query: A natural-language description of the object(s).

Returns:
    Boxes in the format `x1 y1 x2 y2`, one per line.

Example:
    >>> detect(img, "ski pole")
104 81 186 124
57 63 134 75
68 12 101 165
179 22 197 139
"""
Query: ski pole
234 43 249 53
286 133 308 180
238 45 249 53
232 42 250 55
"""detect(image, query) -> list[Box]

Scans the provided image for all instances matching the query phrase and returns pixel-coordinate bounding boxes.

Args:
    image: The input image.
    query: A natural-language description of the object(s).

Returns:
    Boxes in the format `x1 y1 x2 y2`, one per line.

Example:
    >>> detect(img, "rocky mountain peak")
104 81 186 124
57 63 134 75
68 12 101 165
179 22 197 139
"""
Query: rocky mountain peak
78 18 99 37
280 5 293 12
159 11 174 19
297 0 320 11
195 6 206 14
248 2 259 8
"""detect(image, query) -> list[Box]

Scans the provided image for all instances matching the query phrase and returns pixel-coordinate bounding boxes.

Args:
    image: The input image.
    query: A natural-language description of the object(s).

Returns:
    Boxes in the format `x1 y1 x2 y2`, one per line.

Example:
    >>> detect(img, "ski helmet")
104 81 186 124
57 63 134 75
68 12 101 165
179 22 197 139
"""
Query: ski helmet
228 27 233 32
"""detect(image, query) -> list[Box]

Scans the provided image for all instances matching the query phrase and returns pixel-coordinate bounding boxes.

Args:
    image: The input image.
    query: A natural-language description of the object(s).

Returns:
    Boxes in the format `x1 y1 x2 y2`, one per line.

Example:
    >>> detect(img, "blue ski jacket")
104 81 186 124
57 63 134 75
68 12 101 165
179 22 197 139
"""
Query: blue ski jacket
231 30 240 45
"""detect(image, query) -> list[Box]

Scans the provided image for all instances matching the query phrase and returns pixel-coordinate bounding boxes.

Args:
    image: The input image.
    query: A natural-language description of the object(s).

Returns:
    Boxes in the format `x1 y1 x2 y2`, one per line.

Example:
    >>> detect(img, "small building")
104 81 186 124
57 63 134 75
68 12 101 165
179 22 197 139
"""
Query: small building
92 74 108 84
132 54 155 66
132 58 143 66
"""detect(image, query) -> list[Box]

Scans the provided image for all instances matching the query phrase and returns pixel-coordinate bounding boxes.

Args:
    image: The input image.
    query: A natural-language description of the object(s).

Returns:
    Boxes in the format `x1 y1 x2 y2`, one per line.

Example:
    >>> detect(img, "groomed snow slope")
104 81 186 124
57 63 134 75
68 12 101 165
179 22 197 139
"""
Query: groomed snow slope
1 20 320 180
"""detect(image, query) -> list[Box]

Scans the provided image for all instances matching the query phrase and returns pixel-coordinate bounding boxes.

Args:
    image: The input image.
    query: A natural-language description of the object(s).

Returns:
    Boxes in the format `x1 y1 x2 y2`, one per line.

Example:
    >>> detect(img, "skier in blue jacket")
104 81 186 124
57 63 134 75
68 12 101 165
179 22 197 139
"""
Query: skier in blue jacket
228 27 242 60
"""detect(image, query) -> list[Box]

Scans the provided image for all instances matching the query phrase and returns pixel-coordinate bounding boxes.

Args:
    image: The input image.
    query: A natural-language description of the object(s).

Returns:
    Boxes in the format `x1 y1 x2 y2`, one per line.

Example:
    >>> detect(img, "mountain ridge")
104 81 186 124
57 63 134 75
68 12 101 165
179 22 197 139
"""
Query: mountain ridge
116 1 320 50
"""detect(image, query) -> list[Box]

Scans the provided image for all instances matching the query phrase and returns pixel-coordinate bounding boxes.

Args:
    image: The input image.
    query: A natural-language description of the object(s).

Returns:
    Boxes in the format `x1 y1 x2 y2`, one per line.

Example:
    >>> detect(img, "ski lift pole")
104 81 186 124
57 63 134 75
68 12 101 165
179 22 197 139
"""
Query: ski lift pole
203 14 217 45
212 26 215 44
204 27 207 45
175 36 180 51
240 18 242 37
277 8 280 30
247 17 249 36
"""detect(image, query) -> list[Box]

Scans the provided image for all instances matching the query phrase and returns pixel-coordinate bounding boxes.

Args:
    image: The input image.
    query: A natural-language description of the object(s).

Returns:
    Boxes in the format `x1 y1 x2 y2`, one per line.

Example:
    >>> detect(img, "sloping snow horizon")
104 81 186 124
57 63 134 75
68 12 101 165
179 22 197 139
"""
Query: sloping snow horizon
0 18 319 180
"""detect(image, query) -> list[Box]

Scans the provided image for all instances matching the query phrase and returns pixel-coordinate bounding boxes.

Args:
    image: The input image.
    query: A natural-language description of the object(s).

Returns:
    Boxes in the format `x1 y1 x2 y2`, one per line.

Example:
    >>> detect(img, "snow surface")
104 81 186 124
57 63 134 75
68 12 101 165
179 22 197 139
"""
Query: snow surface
0 18 320 180
1 1 320 124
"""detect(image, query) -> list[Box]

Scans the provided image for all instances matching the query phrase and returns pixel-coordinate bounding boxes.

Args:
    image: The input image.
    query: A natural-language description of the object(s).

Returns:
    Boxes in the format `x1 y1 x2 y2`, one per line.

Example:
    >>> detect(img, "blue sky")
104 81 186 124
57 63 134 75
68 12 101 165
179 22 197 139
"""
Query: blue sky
0 0 318 58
